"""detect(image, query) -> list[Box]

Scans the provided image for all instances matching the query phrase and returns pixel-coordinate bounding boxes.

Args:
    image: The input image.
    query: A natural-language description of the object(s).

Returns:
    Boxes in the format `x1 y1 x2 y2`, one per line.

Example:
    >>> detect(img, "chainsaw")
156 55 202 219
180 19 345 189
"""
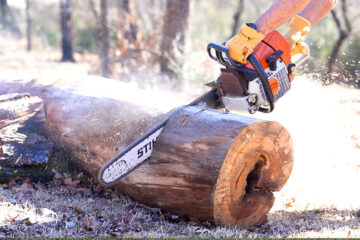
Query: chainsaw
98 30 309 187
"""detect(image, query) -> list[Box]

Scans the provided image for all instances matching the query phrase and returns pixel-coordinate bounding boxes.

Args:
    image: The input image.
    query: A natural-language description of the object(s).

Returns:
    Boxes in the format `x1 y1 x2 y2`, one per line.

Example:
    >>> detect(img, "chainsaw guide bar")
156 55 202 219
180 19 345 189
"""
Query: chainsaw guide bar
98 111 173 187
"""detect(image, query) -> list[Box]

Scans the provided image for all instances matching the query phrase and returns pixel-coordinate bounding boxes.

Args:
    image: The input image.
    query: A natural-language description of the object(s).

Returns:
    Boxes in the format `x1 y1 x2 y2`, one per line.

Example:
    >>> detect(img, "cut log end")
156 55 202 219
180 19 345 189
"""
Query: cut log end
214 121 293 226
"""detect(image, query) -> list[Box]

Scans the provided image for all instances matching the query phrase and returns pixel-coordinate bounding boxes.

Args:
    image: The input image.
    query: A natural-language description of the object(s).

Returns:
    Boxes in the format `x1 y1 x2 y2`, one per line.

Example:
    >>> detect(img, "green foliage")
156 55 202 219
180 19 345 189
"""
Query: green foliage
1 5 22 36
344 36 360 60
189 1 234 48
307 16 337 63
76 26 97 53
37 23 59 47
32 1 60 47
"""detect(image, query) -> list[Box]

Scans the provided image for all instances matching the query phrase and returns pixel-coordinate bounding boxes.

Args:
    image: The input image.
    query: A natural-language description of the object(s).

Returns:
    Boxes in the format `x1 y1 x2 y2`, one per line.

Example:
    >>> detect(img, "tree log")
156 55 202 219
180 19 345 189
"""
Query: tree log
0 76 293 226
0 93 53 181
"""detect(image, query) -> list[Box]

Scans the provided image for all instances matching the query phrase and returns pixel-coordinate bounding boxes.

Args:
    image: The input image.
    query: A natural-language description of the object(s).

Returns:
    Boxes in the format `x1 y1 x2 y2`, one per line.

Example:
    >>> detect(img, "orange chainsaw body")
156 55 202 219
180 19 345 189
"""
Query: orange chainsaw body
245 30 291 70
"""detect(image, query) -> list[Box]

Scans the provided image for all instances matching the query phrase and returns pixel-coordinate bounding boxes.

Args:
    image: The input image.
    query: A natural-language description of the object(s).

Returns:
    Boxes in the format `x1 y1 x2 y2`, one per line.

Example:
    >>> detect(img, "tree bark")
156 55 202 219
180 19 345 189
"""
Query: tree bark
327 0 352 73
0 0 6 28
0 93 53 182
60 0 75 62
89 0 111 77
0 0 20 36
99 0 110 77
230 0 244 38
160 0 190 84
26 0 32 51
0 77 293 226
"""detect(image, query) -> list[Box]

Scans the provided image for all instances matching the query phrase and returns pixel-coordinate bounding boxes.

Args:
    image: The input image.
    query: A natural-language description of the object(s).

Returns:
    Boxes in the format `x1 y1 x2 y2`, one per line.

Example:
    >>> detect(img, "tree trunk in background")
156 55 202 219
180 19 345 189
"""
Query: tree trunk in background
60 0 75 62
26 0 32 51
0 0 20 35
230 0 244 37
117 0 137 44
160 0 190 85
99 0 110 77
117 0 129 13
0 0 6 29
89 0 111 77
327 0 351 73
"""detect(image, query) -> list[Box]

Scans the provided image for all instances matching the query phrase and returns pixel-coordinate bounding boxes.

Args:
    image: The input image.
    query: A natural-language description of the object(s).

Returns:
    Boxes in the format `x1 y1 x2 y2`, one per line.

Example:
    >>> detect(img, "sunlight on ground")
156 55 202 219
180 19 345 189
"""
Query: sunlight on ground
0 192 57 227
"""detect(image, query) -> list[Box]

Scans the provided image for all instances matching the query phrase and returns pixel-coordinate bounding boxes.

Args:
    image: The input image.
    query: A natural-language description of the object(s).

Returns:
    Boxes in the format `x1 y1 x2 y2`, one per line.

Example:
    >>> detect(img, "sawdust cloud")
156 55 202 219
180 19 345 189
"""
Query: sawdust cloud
260 75 360 211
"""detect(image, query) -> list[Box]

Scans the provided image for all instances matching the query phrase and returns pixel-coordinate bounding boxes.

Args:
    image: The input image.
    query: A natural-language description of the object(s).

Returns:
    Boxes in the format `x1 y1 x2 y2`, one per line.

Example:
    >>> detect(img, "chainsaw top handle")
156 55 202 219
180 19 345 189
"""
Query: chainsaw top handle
207 43 275 113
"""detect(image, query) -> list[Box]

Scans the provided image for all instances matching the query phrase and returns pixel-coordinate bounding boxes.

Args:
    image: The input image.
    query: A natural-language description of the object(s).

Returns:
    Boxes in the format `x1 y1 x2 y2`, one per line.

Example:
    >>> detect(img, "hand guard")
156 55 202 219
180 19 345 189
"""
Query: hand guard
225 23 265 64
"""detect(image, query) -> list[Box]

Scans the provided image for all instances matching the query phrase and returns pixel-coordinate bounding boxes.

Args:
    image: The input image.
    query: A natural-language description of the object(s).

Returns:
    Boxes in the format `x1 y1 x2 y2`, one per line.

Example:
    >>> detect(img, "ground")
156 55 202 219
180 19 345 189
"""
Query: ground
0 177 359 238
0 35 359 238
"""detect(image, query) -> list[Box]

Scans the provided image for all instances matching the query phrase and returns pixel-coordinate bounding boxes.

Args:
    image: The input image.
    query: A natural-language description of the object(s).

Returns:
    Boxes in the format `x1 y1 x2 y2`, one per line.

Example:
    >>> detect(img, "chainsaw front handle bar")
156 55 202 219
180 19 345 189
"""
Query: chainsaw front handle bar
247 55 274 112
207 43 241 68
207 43 274 113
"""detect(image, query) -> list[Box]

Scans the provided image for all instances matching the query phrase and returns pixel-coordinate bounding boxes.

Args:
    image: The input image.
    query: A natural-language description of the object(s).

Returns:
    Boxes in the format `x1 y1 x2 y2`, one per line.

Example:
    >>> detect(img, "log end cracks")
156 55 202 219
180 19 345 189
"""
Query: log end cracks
214 121 293 226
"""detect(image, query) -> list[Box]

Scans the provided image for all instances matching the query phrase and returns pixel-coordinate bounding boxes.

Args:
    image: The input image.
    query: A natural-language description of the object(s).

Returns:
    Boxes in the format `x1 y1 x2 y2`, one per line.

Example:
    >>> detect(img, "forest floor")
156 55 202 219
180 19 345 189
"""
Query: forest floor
0 35 360 238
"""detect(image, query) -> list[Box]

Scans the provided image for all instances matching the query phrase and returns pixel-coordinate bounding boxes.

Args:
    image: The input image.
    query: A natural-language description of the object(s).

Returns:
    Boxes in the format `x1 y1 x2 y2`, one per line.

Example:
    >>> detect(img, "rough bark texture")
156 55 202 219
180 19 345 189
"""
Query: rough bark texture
0 77 293 226
60 0 75 62
0 93 53 182
160 0 190 82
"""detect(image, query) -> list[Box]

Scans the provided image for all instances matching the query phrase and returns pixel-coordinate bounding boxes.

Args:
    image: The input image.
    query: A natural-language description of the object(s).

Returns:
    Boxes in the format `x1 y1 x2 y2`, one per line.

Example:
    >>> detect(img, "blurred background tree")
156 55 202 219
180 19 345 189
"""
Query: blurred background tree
25 0 32 51
160 0 190 87
0 0 21 36
0 0 359 88
60 0 75 62
230 0 244 38
89 0 110 77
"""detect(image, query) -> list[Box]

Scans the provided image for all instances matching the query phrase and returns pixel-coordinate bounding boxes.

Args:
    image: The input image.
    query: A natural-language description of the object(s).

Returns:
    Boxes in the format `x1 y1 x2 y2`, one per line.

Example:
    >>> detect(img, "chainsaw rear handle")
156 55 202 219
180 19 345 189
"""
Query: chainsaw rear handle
207 43 274 113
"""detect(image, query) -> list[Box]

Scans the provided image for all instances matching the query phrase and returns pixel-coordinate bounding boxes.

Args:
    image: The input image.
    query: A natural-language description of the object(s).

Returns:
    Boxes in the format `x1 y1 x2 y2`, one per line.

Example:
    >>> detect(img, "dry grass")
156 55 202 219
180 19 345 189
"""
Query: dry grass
0 179 359 238
0 34 360 238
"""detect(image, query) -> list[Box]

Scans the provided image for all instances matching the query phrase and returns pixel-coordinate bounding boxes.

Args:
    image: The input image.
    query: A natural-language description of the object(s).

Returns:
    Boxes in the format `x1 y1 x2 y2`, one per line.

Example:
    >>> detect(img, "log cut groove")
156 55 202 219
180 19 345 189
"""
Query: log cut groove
0 76 293 226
